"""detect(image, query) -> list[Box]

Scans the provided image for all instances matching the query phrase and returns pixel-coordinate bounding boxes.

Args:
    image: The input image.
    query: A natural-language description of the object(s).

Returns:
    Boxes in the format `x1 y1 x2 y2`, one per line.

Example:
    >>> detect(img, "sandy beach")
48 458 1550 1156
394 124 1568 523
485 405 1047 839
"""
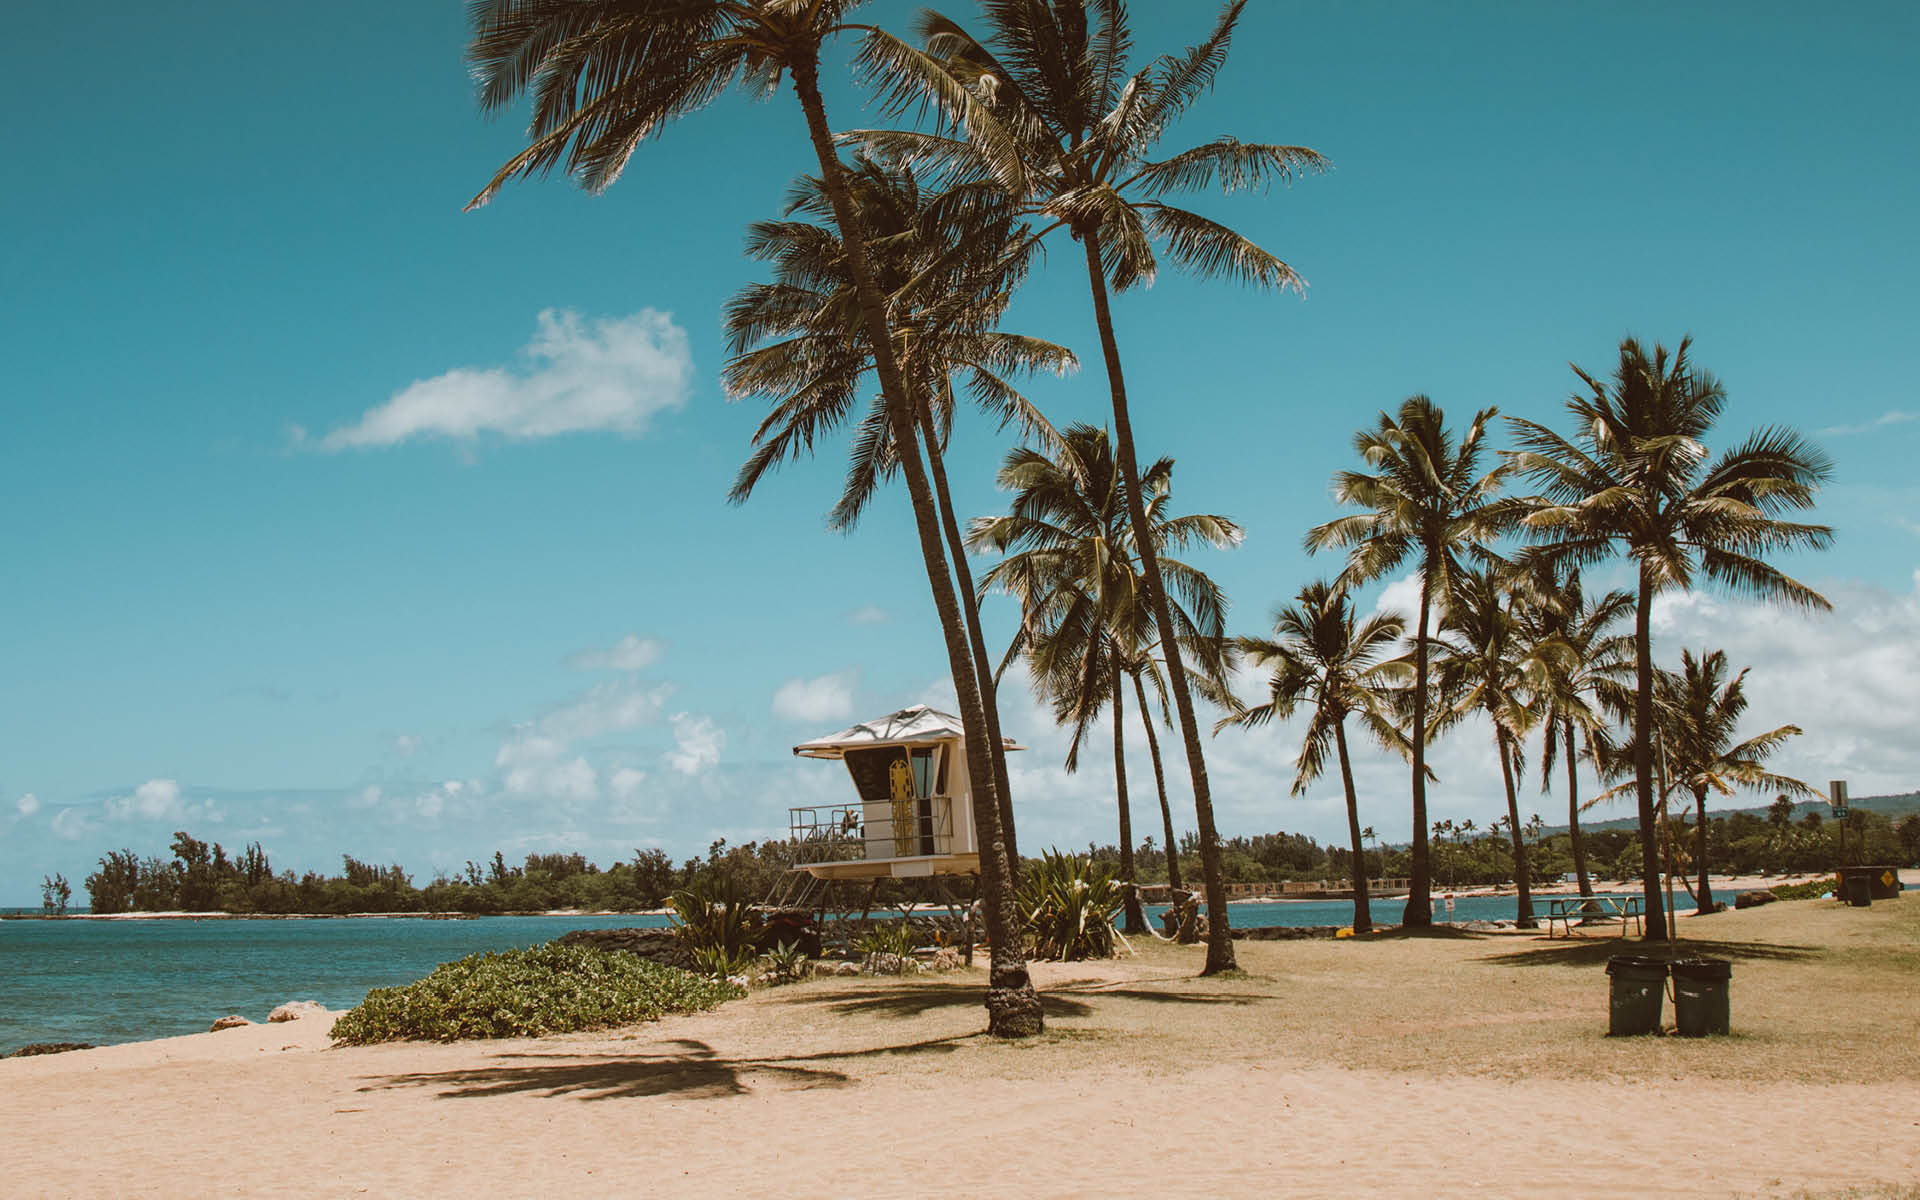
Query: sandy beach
6 893 1916 1199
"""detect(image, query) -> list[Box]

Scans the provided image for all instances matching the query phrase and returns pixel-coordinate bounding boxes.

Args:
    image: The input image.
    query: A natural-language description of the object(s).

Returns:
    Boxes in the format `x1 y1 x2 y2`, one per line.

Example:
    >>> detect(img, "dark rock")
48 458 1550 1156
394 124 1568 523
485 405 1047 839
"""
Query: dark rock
1232 925 1345 941
210 1015 253 1031
758 909 821 957
1734 890 1778 909
6 1042 94 1058
555 926 693 969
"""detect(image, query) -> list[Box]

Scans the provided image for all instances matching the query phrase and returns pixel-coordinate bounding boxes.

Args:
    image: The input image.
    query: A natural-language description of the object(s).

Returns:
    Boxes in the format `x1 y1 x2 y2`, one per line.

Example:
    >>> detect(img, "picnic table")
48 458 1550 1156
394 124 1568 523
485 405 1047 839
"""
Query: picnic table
1545 894 1643 938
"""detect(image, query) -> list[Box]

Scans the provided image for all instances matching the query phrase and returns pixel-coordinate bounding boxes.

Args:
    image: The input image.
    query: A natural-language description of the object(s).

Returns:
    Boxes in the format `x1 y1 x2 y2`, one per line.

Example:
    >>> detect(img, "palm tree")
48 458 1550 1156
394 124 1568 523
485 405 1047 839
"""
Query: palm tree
1306 397 1509 927
970 424 1240 937
463 0 1043 1034
855 0 1323 974
723 156 1075 872
1431 564 1555 928
1216 581 1408 934
1510 563 1631 902
1634 649 1815 914
1506 336 1833 939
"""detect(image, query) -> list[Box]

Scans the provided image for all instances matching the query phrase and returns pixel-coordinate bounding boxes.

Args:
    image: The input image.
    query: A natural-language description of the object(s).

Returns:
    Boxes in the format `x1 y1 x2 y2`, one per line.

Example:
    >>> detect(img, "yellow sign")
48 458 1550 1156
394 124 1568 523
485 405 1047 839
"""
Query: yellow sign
1883 869 1897 889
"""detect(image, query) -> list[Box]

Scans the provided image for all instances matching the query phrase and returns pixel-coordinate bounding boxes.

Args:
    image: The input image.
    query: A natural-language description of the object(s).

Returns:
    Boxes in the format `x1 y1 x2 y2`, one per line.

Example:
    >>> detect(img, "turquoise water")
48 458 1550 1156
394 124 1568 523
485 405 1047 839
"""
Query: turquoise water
1 894 1544 1051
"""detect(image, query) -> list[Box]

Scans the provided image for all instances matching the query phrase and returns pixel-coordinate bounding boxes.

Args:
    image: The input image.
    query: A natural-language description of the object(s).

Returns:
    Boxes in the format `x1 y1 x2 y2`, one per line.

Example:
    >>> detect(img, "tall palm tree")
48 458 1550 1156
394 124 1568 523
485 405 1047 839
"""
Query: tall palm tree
1306 397 1509 927
1506 336 1833 940
1629 649 1815 914
854 0 1323 974
970 424 1240 937
1216 581 1408 934
463 0 1043 1034
723 156 1075 873
1431 564 1556 929
1510 563 1632 901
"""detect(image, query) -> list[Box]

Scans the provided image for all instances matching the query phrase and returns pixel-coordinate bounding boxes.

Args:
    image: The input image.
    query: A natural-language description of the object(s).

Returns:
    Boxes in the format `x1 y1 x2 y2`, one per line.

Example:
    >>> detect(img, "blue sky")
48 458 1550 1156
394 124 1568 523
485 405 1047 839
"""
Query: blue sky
5 1 1918 904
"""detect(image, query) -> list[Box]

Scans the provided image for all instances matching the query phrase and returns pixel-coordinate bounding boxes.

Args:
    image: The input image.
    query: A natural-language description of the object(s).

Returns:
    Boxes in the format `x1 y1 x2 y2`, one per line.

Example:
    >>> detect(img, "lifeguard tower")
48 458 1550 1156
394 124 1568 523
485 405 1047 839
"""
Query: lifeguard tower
767 705 1019 913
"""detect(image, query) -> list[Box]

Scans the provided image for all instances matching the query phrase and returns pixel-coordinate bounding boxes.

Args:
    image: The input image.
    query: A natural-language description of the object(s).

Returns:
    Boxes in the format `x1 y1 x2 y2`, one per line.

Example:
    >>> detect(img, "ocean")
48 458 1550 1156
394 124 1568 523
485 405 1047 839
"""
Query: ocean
0 893 1543 1051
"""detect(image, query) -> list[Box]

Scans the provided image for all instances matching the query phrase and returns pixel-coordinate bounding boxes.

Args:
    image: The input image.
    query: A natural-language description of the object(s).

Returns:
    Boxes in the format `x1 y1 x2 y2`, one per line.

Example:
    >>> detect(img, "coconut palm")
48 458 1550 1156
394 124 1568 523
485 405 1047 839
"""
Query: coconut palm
970 424 1240 936
723 156 1076 871
1510 563 1632 901
463 0 1043 1034
1611 649 1816 914
853 0 1323 974
1305 397 1509 927
1430 563 1561 928
1216 581 1409 934
1506 336 1833 939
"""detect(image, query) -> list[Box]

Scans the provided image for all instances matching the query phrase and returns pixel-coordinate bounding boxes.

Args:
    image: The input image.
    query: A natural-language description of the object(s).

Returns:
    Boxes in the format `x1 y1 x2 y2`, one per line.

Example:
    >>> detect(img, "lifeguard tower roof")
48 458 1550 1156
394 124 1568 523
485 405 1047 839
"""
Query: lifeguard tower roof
791 704 1022 760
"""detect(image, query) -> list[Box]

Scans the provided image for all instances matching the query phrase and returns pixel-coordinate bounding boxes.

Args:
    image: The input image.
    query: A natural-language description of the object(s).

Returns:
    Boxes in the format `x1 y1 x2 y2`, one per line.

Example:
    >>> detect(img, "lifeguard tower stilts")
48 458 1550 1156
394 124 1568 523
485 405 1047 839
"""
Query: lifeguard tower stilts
769 705 1020 928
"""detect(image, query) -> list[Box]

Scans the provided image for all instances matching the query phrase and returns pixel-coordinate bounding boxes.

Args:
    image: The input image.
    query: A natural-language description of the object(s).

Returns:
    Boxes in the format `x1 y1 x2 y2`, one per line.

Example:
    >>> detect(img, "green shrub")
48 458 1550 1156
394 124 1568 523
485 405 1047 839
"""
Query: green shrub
853 921 917 958
1018 849 1125 961
762 940 813 985
669 876 762 977
329 943 741 1044
1770 878 1836 902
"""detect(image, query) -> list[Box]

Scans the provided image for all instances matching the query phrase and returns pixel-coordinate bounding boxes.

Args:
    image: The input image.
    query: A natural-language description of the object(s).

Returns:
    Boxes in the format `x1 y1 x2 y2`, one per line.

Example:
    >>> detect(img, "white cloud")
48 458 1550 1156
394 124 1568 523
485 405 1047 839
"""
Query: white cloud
106 778 183 821
349 784 384 810
321 308 693 450
393 735 421 756
610 767 648 800
666 713 725 777
50 807 93 840
1819 409 1918 436
772 672 857 723
570 634 664 672
503 757 598 802
16 792 39 817
849 605 891 625
495 679 675 772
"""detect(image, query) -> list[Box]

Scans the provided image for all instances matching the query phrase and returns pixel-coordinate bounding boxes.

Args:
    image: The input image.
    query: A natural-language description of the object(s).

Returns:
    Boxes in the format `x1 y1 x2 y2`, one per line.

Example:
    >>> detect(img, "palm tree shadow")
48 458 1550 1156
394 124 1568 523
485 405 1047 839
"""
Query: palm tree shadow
1483 938 1818 968
789 982 1095 1020
355 1034 970 1103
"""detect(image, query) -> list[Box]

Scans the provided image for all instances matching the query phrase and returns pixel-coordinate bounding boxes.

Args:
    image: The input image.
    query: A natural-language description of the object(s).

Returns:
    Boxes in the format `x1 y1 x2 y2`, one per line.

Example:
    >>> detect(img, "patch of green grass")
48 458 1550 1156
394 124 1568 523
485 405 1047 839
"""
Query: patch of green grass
330 943 742 1044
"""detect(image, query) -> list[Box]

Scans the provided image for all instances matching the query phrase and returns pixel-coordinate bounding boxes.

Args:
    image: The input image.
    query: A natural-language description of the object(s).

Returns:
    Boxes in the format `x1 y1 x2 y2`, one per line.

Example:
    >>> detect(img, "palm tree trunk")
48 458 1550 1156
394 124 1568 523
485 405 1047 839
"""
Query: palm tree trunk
1131 669 1183 894
789 59 1040 1035
1077 230 1234 974
1694 785 1713 916
1496 725 1534 928
1112 656 1147 933
1334 718 1372 934
1404 571 1434 928
917 404 1020 877
1633 566 1667 940
1566 715 1593 901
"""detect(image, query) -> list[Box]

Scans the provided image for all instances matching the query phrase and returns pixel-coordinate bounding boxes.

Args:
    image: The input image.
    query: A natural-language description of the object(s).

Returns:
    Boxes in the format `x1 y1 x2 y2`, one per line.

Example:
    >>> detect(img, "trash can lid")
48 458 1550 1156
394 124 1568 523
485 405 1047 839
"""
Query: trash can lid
1670 957 1732 979
1605 955 1669 975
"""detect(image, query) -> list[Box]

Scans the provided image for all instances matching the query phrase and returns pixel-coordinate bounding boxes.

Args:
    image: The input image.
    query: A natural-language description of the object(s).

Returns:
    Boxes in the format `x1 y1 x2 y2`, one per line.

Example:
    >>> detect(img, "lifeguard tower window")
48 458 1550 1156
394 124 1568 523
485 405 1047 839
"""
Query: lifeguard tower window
842 745 942 857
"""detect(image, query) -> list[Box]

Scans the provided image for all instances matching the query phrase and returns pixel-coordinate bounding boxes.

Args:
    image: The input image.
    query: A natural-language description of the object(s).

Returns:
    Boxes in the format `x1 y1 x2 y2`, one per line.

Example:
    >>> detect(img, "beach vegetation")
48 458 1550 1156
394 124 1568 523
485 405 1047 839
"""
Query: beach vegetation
464 0 1040 1038
971 424 1240 938
1017 849 1126 961
329 944 740 1044
1215 580 1410 935
669 875 763 972
39 873 70 915
859 0 1323 977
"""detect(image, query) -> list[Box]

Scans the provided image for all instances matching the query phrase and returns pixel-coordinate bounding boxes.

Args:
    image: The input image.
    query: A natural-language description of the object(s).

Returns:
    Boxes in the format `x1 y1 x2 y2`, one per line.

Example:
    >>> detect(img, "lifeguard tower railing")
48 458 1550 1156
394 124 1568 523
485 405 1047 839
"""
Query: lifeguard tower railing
787 798 956 865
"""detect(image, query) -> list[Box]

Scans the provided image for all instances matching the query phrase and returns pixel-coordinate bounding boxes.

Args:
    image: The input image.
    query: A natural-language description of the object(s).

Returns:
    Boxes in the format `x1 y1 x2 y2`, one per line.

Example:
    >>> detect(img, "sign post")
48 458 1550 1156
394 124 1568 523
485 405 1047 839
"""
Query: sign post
1829 780 1850 876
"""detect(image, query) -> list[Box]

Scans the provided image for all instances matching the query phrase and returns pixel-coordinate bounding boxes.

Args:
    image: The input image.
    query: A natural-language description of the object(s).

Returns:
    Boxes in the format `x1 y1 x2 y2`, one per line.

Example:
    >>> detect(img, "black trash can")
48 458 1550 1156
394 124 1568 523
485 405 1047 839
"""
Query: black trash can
1670 957 1732 1037
1864 866 1903 900
1841 868 1873 907
1605 955 1667 1036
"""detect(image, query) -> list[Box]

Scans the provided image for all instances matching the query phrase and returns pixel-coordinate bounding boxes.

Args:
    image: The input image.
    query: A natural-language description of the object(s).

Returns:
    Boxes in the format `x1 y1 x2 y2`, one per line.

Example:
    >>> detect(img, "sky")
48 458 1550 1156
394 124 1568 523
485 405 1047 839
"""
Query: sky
4 1 1918 904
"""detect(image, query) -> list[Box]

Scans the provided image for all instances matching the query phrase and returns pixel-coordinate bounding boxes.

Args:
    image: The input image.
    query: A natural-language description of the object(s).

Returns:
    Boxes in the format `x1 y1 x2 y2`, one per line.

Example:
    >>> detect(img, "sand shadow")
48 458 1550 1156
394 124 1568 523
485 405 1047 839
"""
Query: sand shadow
792 982 1095 1020
1482 937 1819 969
356 1034 976 1103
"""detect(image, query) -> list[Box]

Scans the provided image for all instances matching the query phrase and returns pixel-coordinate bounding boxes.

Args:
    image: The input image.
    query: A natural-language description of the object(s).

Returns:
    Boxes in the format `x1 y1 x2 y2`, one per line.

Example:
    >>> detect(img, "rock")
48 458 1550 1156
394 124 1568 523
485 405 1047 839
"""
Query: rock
816 960 861 977
1734 890 1777 909
725 974 752 990
6 1042 94 1058
554 927 691 969
210 1015 253 1031
925 947 963 972
268 1001 326 1023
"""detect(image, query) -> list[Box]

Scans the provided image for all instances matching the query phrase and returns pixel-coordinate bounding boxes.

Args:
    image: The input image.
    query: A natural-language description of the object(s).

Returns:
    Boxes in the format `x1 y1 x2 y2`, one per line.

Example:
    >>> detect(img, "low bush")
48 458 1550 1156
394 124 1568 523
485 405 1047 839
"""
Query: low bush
669 876 762 978
1770 878 1836 902
329 943 741 1044
1018 849 1125 961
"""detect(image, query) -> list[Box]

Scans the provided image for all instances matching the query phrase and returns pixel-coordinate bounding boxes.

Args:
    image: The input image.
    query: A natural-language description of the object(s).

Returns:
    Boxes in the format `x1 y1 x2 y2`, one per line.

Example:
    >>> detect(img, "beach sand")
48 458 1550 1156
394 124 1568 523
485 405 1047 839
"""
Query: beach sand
5 896 1914 1198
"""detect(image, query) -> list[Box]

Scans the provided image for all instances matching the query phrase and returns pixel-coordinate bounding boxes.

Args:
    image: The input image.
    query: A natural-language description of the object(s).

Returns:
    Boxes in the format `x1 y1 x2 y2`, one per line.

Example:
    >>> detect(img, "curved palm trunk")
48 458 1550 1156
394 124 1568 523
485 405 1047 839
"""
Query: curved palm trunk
1112 657 1147 933
917 404 1020 877
1078 231 1234 974
1333 718 1372 934
1633 567 1668 940
1131 669 1183 894
1566 716 1594 901
1496 725 1534 928
1693 785 1713 916
790 60 1039 1035
1404 572 1434 928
